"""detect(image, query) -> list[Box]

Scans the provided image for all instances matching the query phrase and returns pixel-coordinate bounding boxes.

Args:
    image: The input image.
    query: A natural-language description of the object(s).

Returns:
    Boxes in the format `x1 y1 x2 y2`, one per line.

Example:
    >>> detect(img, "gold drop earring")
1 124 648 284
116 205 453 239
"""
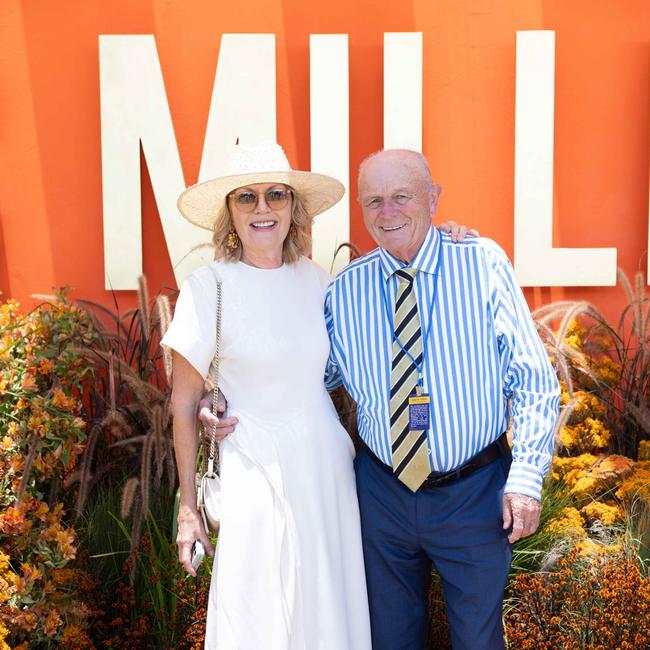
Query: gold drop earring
226 229 240 250
289 224 298 240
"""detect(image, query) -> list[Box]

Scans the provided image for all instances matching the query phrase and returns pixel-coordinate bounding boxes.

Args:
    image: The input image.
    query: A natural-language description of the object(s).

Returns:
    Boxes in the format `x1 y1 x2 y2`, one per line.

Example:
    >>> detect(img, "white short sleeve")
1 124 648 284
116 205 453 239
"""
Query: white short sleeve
308 258 333 294
160 266 219 380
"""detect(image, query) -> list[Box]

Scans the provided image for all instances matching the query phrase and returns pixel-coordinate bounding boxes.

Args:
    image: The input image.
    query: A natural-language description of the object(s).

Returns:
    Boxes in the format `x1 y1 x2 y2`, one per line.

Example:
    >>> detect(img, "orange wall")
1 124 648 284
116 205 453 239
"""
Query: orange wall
0 0 648 321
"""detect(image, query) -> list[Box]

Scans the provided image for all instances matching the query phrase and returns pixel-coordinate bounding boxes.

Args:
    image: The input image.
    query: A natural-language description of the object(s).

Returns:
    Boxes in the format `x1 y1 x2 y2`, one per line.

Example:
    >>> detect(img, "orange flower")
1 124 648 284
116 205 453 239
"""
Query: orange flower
43 608 63 637
20 373 37 392
20 610 38 632
33 501 49 520
60 624 95 649
0 504 32 535
19 563 42 584
51 387 69 409
37 358 54 374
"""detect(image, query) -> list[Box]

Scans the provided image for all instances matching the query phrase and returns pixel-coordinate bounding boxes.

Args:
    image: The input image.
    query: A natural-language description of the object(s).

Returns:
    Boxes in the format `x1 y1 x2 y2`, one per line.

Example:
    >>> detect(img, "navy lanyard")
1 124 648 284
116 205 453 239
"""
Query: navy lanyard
379 251 443 388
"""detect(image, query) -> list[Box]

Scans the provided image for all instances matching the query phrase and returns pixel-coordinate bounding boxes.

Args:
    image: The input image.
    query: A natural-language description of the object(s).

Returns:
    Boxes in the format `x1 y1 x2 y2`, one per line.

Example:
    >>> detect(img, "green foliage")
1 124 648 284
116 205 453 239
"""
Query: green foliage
510 478 578 575
80 485 211 649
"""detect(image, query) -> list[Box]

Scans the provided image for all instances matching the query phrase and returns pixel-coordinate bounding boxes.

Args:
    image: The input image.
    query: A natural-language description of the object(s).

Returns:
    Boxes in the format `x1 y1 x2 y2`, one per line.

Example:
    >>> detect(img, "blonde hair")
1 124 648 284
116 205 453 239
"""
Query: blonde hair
211 187 312 264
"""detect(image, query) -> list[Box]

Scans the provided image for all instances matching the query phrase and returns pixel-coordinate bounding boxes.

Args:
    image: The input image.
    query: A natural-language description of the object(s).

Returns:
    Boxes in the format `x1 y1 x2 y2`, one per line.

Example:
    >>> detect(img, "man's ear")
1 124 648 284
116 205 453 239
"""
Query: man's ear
430 184 442 215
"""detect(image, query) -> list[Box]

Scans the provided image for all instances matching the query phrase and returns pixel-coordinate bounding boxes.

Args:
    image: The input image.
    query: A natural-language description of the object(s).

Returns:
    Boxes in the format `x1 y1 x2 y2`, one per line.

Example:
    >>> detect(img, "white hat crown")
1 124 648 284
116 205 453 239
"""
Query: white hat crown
225 141 292 175
177 140 345 230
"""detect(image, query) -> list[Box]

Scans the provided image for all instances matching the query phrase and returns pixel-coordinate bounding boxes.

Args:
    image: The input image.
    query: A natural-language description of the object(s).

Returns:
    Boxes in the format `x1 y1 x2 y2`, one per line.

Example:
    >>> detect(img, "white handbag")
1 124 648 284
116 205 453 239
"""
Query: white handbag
196 273 223 534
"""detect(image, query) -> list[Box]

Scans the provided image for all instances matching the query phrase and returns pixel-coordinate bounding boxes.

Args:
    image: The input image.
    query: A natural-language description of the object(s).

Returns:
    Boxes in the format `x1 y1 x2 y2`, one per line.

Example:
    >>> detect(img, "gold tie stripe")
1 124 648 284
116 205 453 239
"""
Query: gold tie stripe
389 268 431 492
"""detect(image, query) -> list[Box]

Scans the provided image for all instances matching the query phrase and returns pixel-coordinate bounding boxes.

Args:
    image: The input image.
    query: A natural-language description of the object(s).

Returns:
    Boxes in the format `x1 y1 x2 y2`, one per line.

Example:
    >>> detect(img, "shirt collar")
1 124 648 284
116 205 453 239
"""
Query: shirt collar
378 225 441 281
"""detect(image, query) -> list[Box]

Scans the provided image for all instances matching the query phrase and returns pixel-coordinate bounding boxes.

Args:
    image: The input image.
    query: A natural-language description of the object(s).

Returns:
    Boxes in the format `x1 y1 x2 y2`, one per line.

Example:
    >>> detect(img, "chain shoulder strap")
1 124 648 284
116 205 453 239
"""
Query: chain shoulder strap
205 271 223 478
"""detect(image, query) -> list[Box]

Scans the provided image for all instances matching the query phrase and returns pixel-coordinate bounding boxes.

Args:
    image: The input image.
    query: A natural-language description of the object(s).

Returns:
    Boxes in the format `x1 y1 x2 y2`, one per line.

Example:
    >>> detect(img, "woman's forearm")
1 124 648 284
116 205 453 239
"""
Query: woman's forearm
173 401 203 510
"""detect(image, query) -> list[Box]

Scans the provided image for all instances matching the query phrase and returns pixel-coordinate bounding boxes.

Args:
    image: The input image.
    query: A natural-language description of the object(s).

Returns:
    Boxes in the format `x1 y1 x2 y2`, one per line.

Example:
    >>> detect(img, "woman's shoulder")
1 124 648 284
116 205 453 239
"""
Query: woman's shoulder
295 256 332 289
182 259 232 287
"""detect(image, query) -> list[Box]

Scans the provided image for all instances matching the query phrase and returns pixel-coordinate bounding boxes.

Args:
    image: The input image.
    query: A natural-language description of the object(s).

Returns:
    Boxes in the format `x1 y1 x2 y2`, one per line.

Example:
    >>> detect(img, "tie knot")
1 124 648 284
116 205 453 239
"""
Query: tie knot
395 268 417 284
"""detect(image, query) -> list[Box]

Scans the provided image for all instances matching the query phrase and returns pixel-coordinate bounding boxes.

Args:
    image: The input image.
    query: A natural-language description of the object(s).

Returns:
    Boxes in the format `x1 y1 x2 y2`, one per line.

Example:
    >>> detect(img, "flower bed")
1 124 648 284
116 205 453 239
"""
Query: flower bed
2 271 648 649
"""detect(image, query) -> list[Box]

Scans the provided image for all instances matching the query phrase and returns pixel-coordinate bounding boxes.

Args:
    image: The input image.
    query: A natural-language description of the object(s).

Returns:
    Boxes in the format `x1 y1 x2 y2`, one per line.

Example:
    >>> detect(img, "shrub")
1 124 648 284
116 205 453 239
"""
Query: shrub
0 293 97 647
505 547 650 649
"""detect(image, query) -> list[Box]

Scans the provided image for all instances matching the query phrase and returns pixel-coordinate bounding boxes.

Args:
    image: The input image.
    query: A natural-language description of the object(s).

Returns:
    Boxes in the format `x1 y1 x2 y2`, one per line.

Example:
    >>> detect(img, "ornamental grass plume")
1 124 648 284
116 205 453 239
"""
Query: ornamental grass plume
534 269 650 461
62 276 177 574
505 547 650 649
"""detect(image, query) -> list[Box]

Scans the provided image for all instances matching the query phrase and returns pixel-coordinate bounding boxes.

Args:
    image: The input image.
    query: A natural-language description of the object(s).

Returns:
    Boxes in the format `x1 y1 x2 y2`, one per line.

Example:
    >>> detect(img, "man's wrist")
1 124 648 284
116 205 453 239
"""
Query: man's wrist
503 460 544 501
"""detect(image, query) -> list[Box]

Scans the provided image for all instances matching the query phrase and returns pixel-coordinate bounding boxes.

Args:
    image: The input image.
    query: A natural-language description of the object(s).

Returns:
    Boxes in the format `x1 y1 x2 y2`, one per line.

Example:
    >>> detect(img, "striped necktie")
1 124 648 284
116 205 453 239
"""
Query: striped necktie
389 268 431 491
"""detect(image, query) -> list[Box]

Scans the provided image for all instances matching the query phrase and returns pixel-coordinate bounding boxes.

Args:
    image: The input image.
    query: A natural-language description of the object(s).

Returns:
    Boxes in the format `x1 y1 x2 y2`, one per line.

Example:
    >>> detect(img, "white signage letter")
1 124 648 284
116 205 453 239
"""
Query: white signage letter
310 34 350 273
100 34 275 289
514 31 616 286
384 32 422 151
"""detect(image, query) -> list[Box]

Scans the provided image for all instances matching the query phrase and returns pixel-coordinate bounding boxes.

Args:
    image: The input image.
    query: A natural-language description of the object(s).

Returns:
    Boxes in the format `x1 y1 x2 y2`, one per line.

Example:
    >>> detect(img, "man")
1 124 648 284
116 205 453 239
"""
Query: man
203 148 559 649
321 149 559 649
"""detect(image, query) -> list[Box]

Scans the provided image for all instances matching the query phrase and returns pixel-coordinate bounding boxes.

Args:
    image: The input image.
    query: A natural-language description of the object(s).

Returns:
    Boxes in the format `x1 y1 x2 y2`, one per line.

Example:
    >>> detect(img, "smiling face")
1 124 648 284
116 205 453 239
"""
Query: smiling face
358 150 441 262
228 183 293 266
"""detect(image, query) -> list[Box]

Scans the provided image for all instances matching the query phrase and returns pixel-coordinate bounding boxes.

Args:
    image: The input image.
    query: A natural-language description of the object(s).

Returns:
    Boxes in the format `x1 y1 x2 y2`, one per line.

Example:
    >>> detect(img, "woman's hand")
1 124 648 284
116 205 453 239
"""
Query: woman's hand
176 502 215 576
438 220 480 242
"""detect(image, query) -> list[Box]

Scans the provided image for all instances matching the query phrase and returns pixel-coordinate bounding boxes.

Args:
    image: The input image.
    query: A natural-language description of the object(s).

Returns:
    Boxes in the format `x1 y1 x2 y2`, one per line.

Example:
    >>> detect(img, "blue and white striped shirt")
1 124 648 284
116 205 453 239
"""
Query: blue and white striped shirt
324 225 559 500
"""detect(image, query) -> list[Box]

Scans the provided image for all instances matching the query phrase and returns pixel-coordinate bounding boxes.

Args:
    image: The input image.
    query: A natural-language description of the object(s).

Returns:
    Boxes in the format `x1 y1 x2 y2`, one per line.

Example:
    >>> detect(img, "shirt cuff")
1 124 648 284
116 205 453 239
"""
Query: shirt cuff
503 460 545 501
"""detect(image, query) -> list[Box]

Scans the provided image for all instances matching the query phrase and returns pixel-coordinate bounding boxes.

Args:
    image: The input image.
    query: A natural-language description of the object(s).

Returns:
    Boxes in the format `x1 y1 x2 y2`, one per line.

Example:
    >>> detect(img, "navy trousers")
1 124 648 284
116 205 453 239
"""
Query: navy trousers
354 446 512 650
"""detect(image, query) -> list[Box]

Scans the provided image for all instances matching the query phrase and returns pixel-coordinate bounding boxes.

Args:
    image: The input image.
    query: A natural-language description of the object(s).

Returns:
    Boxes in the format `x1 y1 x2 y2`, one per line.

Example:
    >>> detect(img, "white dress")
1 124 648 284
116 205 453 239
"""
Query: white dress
161 257 371 650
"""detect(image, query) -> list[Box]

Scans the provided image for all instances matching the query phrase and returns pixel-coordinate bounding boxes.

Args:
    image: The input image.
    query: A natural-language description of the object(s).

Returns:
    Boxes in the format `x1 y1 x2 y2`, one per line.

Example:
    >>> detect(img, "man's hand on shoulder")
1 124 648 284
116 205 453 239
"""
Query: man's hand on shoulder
438 220 480 242
502 493 541 544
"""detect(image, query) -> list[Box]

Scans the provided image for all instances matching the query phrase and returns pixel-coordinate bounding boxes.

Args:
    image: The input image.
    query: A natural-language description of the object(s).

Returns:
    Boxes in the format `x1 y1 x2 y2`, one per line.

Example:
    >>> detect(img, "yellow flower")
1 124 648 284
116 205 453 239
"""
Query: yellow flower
575 538 623 557
27 413 42 430
575 538 601 556
639 440 650 462
0 621 10 650
559 418 612 453
570 454 634 501
571 475 601 501
568 391 607 423
551 454 597 485
616 465 650 505
595 357 621 385
544 507 586 539
581 501 623 526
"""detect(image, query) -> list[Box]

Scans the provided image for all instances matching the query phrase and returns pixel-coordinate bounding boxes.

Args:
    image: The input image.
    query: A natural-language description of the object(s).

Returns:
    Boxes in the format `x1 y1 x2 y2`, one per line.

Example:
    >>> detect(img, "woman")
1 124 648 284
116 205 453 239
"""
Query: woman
162 141 473 649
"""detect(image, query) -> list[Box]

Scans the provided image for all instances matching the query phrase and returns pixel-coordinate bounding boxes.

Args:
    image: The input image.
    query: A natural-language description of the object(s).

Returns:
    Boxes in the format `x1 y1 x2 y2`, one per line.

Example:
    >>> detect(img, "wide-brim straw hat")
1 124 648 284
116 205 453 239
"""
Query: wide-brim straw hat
178 141 345 230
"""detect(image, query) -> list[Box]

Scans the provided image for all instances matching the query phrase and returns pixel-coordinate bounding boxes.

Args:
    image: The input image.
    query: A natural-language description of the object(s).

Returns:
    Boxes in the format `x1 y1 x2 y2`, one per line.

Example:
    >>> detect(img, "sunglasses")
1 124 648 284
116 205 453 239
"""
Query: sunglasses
228 187 292 213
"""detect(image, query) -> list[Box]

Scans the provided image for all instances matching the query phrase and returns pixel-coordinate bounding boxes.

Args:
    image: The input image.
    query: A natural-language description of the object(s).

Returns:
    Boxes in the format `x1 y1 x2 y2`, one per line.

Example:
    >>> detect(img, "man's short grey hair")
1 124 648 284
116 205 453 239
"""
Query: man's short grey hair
358 149 434 193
